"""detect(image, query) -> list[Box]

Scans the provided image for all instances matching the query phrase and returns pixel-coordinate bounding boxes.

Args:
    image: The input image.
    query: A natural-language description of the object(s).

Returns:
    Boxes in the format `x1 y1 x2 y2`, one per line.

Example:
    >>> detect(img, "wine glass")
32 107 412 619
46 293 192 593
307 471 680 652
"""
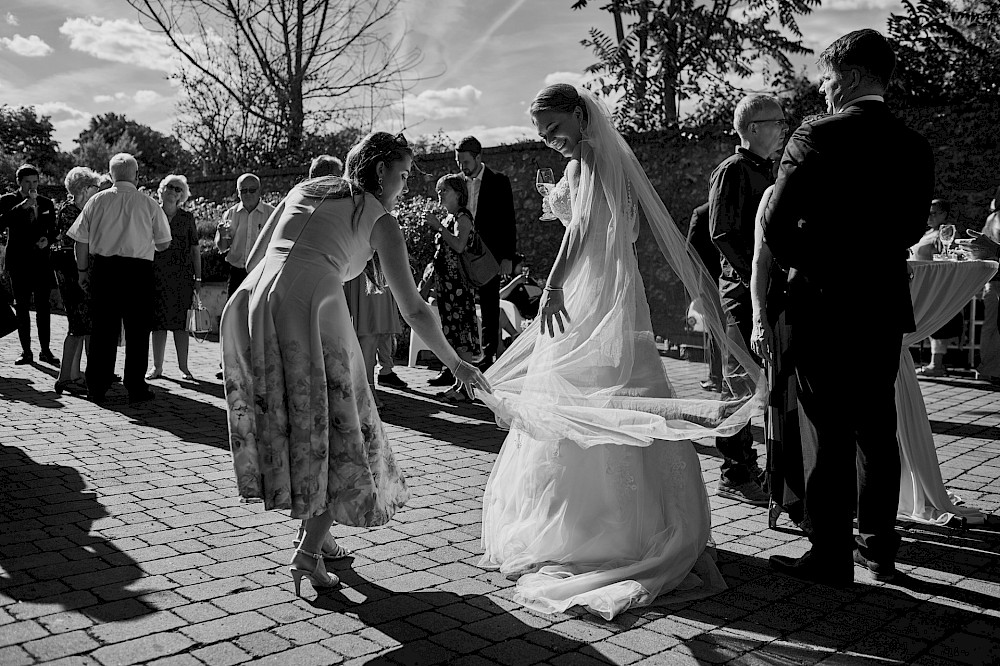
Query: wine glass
536 168 557 221
939 224 956 259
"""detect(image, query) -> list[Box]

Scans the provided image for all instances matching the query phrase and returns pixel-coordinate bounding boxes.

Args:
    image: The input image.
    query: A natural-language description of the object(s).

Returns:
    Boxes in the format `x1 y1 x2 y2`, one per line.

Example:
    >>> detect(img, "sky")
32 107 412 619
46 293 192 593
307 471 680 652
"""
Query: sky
0 0 904 154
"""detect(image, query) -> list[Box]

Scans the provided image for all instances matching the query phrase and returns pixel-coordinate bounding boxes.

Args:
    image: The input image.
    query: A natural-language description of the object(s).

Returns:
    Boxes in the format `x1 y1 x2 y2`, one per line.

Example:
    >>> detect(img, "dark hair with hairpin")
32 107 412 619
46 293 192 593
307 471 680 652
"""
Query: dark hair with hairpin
344 132 412 195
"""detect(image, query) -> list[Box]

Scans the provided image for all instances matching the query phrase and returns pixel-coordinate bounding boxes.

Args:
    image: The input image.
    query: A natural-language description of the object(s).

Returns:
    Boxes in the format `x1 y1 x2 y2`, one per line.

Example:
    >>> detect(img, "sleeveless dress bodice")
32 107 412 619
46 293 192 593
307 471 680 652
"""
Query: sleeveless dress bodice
547 175 573 227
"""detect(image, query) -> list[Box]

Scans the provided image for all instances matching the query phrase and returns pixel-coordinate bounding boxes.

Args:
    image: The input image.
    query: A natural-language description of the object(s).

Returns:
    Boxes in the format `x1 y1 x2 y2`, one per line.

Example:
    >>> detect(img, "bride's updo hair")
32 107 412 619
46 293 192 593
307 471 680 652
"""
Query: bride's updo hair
529 83 589 123
344 131 413 195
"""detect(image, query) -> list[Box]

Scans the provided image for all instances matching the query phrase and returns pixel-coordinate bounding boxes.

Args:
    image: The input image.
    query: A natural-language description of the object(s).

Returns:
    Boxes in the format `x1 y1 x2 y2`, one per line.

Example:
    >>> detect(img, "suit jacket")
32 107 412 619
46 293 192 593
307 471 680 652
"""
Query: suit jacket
686 202 721 282
473 166 517 264
762 101 934 334
0 192 57 273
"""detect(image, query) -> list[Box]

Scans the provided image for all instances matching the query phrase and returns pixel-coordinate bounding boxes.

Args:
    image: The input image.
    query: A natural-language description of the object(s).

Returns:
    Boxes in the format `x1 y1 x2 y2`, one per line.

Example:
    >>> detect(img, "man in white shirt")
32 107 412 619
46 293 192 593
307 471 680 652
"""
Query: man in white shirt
215 173 275 298
69 153 171 404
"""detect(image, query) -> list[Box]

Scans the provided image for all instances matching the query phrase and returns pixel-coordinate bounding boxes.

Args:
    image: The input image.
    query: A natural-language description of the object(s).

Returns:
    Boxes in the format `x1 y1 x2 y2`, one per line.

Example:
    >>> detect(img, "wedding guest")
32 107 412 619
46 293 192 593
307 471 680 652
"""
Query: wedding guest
0 164 58 366
422 174 482 403
976 186 1000 385
97 173 114 191
220 131 489 596
308 155 343 179
455 136 516 373
686 202 722 391
912 199 963 377
708 94 787 505
763 29 934 584
215 173 274 298
69 153 172 405
52 166 101 396
148 175 201 381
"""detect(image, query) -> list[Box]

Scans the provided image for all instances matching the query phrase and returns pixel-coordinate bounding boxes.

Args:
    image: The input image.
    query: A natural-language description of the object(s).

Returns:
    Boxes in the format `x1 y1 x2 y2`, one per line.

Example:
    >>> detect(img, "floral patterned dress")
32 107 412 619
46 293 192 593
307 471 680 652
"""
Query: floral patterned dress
432 209 481 358
52 201 91 336
220 182 409 523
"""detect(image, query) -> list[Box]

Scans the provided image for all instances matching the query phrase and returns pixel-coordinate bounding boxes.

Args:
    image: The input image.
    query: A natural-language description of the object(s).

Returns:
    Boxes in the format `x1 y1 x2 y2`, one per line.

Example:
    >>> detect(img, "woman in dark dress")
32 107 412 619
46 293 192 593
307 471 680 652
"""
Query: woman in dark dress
148 174 201 380
422 174 482 403
52 167 101 395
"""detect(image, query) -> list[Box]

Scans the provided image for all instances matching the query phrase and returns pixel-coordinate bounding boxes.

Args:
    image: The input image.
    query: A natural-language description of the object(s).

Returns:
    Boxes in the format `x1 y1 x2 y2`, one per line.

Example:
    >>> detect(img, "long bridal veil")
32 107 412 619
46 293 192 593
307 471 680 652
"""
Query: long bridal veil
479 90 766 444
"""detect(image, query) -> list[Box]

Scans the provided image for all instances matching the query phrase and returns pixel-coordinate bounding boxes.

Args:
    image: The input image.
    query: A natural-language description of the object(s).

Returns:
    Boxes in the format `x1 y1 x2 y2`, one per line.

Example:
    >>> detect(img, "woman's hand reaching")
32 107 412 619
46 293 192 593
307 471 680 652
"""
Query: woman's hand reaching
454 360 492 397
750 317 774 365
539 286 570 337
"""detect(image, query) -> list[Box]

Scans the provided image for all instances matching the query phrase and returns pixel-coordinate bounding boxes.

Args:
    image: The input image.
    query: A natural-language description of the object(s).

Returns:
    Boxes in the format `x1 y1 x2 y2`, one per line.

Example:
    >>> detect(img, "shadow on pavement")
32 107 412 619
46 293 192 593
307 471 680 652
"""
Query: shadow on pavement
307 566 616 664
378 390 506 454
929 419 1000 440
0 444 155 622
0 375 66 409
96 384 230 451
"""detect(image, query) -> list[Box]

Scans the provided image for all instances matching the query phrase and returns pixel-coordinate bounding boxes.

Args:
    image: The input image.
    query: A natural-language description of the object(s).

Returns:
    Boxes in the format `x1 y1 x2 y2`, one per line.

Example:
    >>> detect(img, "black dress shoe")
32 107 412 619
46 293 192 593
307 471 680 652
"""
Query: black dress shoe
14 352 33 365
377 372 408 388
128 389 156 405
55 379 88 397
38 350 60 367
853 549 897 582
769 551 853 587
428 368 454 386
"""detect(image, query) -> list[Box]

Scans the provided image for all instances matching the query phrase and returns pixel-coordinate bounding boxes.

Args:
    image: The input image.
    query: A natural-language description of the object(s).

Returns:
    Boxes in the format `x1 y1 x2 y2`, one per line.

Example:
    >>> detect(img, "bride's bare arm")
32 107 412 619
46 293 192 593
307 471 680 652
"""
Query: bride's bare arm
371 213 491 390
539 159 583 336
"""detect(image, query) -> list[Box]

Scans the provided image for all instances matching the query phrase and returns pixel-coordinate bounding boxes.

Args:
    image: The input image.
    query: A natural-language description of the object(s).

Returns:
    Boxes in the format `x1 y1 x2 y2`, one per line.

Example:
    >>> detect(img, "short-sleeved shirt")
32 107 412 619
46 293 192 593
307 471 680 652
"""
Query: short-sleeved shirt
68 181 171 261
222 201 275 269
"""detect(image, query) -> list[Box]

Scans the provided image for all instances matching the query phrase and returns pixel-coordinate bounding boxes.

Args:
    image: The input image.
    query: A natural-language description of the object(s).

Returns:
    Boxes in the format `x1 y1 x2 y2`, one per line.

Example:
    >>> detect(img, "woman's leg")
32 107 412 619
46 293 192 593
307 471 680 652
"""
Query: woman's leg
148 330 167 377
296 509 337 560
173 330 191 376
74 336 88 381
57 335 79 382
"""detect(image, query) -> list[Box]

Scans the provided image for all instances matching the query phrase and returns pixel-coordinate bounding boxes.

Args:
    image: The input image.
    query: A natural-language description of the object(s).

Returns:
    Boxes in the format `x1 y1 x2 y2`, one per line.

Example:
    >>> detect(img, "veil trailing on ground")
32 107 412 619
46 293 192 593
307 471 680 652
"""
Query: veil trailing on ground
479 89 766 446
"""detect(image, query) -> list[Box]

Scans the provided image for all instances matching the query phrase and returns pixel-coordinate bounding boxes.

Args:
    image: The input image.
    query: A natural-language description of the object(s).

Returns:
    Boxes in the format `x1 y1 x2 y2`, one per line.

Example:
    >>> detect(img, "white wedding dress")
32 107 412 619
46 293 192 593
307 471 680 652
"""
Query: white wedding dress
477 93 763 618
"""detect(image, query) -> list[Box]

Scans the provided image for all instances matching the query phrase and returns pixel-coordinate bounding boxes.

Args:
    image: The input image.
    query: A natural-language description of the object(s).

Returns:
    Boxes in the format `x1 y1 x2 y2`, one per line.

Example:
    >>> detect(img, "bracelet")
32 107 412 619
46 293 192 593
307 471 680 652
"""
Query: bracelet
450 359 466 375
544 285 563 291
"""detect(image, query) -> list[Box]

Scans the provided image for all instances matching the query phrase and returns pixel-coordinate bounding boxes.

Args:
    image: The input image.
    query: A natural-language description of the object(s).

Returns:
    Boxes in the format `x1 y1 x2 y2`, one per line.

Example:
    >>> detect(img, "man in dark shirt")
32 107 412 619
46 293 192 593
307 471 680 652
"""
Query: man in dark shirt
0 164 58 366
708 94 787 505
686 202 722 391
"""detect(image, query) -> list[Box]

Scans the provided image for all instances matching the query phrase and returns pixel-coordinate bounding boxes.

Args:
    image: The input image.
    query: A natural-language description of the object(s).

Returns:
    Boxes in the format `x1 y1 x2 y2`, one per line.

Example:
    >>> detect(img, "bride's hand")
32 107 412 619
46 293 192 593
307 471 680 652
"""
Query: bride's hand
539 286 570 337
454 360 492 395
750 318 774 365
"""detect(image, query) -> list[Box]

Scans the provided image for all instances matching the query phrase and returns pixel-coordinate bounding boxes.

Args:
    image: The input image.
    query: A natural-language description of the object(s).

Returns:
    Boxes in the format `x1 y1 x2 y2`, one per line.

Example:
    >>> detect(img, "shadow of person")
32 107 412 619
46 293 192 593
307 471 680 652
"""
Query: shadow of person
0 376 66 409
302 565 615 664
376 390 506 454
0 444 156 622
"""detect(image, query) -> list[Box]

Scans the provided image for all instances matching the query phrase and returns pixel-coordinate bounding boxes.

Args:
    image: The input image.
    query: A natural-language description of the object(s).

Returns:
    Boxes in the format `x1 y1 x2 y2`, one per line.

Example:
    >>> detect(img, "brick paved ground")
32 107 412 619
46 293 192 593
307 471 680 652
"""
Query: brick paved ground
1 315 998 666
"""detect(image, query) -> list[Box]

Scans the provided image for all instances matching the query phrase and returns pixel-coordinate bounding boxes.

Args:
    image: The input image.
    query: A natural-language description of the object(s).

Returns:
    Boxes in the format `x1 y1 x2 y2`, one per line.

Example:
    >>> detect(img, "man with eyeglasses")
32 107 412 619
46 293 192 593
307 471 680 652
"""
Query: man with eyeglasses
708 93 787 507
67 153 172 405
216 173 275 299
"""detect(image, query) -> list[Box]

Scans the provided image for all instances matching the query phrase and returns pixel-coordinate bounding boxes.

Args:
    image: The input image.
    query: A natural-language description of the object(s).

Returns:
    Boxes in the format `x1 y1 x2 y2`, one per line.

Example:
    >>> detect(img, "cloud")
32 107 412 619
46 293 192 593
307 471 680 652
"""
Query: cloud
821 0 898 9
5 12 18 26
1 34 54 57
401 85 483 121
429 124 537 148
543 72 589 88
33 102 92 138
93 89 167 106
59 17 177 72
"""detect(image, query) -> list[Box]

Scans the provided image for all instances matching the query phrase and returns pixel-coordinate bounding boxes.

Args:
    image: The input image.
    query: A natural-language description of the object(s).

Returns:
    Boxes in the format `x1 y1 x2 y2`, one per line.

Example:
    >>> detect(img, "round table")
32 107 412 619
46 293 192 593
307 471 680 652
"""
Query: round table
896 259 998 525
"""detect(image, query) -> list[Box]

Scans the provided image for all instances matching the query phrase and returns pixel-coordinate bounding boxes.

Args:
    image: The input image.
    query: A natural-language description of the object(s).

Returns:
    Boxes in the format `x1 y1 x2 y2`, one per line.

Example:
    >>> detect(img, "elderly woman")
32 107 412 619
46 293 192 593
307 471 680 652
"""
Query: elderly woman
422 174 482 403
148 174 201 380
52 166 101 395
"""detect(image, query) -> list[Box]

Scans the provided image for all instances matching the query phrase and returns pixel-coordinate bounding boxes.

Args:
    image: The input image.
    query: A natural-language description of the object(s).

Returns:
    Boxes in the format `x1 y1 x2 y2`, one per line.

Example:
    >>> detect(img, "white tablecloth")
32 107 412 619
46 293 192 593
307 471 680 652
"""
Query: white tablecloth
896 259 998 525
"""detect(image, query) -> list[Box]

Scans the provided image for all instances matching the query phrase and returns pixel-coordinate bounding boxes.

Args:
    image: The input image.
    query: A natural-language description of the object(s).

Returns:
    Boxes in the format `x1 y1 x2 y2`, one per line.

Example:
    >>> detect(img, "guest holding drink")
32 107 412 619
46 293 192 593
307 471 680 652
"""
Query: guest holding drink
422 174 482 403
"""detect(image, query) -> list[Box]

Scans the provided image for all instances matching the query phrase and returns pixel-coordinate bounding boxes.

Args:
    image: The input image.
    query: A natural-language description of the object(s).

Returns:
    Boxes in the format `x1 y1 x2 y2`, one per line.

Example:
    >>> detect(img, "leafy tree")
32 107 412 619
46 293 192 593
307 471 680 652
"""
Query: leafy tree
572 0 819 131
0 105 70 184
887 0 1000 105
128 0 423 161
74 113 193 178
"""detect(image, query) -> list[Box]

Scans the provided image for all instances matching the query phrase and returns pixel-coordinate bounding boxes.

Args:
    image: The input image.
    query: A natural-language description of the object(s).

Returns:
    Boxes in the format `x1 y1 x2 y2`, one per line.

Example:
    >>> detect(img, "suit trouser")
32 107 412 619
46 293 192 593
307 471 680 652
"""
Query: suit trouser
794 309 901 565
478 274 502 362
715 294 759 483
228 265 249 301
706 334 723 384
978 283 1000 378
86 255 154 398
8 264 52 354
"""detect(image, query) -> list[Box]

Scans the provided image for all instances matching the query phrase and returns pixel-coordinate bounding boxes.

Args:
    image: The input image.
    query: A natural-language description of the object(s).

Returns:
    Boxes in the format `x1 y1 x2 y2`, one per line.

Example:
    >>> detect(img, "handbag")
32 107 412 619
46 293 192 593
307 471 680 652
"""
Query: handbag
186 295 212 341
459 224 500 288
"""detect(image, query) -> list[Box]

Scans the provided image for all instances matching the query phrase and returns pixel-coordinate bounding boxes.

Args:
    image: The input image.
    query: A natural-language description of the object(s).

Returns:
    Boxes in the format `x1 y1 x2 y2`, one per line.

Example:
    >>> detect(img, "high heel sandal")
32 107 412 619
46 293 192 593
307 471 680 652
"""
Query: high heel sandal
289 549 340 597
292 529 352 560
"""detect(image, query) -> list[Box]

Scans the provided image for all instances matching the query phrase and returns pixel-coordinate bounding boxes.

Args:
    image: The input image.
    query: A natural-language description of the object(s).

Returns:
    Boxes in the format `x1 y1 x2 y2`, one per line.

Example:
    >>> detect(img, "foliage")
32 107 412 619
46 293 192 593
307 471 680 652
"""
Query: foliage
392 194 442 279
73 113 193 179
0 105 73 186
129 0 423 169
887 0 1000 105
572 0 819 131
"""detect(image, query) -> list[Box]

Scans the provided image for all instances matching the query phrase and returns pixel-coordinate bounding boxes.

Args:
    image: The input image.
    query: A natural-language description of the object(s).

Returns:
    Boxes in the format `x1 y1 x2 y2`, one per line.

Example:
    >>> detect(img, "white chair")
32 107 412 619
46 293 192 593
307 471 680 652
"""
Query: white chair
408 301 442 367
500 299 522 335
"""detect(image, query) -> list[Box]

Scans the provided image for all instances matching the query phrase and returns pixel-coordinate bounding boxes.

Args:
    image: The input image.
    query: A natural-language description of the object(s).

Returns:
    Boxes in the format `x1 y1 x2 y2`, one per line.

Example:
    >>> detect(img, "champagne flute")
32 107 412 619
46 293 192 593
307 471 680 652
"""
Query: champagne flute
536 168 557 221
939 224 956 259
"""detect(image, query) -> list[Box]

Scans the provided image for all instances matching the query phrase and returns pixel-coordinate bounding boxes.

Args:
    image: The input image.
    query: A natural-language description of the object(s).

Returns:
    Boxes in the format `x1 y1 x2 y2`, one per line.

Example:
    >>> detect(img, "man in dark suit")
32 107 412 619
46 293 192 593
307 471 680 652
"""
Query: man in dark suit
0 164 58 366
763 29 934 585
455 136 516 372
686 202 722 391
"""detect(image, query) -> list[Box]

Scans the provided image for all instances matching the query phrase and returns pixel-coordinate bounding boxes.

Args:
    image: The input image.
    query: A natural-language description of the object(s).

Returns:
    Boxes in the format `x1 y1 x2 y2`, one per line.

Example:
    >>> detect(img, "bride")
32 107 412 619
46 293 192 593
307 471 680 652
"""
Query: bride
478 84 766 620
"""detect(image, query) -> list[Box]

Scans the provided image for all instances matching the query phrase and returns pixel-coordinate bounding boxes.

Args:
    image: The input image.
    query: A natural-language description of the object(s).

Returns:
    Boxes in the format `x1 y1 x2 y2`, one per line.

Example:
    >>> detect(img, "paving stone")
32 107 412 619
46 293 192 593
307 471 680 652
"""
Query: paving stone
91 631 195 666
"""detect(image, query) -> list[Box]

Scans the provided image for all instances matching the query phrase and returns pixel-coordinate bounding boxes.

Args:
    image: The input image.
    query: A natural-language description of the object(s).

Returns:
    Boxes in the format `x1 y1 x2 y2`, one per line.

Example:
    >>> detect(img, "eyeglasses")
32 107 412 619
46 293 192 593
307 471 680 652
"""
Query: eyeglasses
753 118 788 127
164 184 184 193
239 187 259 194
